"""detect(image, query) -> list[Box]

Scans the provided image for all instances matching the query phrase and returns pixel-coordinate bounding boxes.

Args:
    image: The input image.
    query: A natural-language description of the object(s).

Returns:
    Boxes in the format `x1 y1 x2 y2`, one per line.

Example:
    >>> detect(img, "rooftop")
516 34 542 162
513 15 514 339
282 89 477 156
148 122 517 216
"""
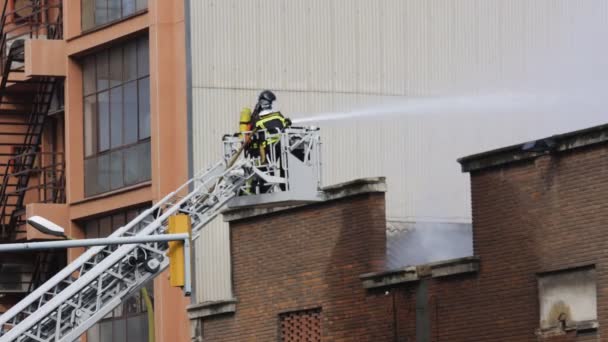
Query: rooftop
458 123 608 173
222 177 387 222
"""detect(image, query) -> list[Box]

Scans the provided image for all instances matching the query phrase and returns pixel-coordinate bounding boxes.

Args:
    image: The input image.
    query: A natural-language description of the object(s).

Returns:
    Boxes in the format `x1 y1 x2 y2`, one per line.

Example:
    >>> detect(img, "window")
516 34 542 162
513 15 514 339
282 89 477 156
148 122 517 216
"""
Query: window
279 308 322 342
83 206 153 342
83 36 150 197
82 0 148 31
538 267 597 332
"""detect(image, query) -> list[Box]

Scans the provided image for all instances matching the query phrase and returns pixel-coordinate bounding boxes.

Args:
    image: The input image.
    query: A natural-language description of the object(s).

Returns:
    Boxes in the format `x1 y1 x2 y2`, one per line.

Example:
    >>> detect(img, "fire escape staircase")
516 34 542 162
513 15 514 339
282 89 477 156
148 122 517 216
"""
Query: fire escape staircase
0 0 65 294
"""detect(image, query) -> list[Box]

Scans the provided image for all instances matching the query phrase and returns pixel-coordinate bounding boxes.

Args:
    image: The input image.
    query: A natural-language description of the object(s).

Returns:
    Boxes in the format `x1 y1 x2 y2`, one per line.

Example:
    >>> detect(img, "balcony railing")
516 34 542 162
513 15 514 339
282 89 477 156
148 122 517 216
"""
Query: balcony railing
6 150 65 203
0 151 65 239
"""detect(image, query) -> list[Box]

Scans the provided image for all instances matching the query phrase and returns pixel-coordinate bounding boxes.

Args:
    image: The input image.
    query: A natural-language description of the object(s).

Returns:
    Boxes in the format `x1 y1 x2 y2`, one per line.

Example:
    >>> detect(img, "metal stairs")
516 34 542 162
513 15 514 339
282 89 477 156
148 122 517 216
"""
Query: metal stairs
0 0 64 242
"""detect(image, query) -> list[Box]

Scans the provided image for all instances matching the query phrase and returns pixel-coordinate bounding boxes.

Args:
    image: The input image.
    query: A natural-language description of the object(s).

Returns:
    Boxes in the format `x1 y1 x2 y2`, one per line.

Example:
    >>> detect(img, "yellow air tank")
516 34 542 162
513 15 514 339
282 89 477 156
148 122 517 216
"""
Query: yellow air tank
239 107 252 135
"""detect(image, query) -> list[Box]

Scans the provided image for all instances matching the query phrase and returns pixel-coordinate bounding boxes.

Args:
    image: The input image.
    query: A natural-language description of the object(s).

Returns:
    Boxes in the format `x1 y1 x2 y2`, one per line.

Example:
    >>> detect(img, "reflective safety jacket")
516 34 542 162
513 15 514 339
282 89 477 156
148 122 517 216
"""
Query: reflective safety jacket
254 110 288 145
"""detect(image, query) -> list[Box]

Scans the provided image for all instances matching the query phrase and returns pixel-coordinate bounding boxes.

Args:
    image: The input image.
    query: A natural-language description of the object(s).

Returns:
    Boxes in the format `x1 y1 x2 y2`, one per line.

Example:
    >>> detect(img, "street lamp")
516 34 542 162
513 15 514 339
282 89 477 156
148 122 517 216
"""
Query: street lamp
26 216 66 238
0 215 193 295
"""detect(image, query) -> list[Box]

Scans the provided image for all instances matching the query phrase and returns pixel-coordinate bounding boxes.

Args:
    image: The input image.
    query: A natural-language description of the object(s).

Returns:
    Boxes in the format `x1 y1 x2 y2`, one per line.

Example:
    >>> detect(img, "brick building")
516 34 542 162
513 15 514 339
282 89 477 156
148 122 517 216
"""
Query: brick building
363 123 608 341
188 178 390 341
192 123 608 341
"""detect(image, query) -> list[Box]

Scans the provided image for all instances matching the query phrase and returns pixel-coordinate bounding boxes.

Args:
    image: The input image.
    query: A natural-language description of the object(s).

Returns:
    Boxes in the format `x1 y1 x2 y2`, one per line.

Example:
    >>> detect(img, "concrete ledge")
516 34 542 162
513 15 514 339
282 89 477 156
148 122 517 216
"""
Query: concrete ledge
536 320 598 338
223 177 386 222
458 123 608 172
25 39 67 77
360 256 480 289
361 266 418 289
187 299 237 320
321 177 387 197
429 256 480 278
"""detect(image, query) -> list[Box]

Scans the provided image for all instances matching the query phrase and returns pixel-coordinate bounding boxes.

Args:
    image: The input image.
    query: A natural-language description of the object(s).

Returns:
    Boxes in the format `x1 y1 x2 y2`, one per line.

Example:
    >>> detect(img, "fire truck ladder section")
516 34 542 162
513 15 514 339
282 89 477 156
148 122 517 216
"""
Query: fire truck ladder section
0 127 322 342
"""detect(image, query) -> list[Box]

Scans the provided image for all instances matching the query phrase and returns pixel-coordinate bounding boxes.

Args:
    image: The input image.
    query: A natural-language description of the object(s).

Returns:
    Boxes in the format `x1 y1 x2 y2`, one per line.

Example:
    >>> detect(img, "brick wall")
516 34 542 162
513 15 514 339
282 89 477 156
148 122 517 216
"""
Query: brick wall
382 143 608 341
197 139 608 341
199 192 388 341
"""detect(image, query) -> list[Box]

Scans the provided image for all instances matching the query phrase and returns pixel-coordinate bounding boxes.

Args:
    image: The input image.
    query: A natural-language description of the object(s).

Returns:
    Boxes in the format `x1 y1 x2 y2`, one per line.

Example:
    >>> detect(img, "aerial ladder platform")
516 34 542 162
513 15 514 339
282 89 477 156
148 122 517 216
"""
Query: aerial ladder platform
0 127 322 342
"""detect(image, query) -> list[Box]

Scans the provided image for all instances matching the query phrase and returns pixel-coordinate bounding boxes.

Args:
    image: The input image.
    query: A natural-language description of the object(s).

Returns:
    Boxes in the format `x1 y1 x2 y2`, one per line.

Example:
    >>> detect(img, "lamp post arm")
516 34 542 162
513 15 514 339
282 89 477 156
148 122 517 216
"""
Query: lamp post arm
0 234 190 253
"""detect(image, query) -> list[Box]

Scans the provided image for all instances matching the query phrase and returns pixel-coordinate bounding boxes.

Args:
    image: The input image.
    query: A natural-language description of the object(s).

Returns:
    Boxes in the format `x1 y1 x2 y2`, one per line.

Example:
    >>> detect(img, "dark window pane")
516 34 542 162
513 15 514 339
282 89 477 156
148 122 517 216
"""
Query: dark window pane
110 150 123 190
84 95 97 157
100 321 112 342
123 145 139 185
99 216 112 238
98 91 110 152
84 220 99 239
113 318 126 342
108 0 121 22
83 36 150 196
82 0 96 31
84 158 98 196
83 56 96 95
110 87 123 148
126 209 138 222
137 37 149 78
109 47 123 87
96 50 109 90
138 141 151 182
123 81 138 144
123 0 136 16
136 0 147 12
95 0 109 28
97 154 111 194
124 41 137 81
127 315 146 342
87 323 100 342
113 302 124 318
141 282 153 312
125 292 141 315
112 213 126 231
138 77 150 139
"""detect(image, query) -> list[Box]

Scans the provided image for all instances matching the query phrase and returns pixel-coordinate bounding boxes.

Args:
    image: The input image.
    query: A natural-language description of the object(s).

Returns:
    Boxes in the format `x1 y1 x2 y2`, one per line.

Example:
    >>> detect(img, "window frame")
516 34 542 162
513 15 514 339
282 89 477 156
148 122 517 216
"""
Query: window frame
82 206 154 342
81 0 149 33
82 36 151 197
537 266 598 334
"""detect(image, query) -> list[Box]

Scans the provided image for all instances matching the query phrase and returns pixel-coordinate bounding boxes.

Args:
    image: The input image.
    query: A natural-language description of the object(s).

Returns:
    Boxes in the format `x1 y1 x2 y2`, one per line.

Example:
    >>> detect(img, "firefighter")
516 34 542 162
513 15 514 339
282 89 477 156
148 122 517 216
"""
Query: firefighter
251 90 291 164
250 90 291 193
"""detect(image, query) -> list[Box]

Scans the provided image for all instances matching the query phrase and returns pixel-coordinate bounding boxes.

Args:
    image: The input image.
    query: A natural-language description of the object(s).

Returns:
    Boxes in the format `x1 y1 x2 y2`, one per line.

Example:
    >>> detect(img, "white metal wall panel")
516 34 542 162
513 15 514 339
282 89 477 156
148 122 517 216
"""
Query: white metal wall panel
189 0 608 302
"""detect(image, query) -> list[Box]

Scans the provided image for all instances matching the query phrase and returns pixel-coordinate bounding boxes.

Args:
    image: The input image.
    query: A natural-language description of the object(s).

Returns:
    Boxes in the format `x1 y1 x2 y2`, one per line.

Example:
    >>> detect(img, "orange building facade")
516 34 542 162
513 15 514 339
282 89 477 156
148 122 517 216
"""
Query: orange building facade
0 0 189 341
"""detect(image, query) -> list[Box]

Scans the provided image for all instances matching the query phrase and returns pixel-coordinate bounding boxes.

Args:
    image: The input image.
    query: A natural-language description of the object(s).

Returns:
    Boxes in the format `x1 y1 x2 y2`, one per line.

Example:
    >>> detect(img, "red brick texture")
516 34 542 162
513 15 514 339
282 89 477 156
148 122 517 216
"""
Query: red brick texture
198 142 608 341
390 144 608 341
200 192 388 341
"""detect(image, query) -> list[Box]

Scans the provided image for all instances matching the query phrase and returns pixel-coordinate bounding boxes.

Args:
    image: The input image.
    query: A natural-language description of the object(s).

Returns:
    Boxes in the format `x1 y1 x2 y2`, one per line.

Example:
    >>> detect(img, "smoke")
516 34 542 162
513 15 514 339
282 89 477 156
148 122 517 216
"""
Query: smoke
386 221 472 268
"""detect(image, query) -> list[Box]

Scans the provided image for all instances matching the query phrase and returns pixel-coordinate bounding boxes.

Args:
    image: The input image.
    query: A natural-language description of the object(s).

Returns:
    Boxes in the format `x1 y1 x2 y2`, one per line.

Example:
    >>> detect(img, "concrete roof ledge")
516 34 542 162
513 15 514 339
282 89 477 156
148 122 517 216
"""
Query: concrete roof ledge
187 299 237 320
321 177 387 198
223 177 386 222
360 266 419 289
458 123 608 173
360 256 480 289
